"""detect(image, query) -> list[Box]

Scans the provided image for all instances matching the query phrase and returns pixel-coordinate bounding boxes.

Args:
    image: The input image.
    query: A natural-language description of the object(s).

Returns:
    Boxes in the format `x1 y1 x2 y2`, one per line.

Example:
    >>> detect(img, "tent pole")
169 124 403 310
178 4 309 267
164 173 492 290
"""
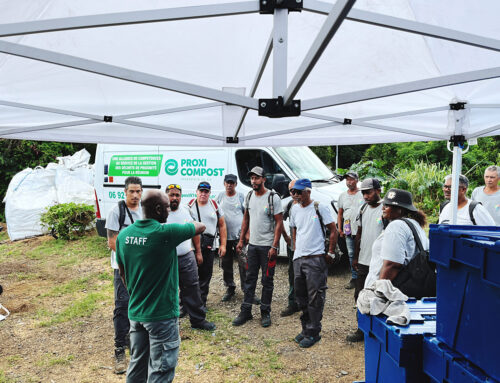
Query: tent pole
273 9 288 98
450 144 462 225
335 146 339 170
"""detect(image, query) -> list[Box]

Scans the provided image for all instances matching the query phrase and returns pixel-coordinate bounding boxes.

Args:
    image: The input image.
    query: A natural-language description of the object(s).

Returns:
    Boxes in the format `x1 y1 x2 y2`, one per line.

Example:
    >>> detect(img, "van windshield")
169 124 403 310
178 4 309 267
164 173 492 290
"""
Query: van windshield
275 147 333 181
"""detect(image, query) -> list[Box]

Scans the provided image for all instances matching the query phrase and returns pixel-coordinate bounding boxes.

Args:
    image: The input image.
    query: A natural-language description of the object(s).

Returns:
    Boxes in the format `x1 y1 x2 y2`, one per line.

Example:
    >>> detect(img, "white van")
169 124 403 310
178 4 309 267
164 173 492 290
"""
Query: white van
94 144 347 254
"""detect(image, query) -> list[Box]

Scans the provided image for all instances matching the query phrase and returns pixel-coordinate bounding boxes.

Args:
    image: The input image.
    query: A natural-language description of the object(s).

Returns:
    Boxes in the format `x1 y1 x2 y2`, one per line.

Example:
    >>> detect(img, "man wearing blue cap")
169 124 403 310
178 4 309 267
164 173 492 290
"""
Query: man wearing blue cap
289 179 337 348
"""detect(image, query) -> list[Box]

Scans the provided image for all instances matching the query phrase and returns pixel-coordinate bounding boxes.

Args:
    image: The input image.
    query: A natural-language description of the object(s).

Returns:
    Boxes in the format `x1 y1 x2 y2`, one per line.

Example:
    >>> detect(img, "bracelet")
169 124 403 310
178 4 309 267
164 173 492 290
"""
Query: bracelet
271 245 279 250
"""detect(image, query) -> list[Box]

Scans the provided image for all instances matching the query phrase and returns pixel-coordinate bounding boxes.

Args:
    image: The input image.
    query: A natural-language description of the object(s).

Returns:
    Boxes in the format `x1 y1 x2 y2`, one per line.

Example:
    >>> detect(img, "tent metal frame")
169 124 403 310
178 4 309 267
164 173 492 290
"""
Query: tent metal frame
1 0 500 221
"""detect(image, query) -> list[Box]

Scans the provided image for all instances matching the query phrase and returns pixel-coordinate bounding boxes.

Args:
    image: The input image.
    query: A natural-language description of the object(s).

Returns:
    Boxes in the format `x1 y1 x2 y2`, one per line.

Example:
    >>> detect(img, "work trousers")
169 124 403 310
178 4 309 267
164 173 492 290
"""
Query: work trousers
126 318 179 383
178 251 206 326
221 239 247 292
197 248 216 307
354 264 370 303
294 256 328 337
345 235 358 280
286 246 297 308
113 269 130 348
241 245 275 314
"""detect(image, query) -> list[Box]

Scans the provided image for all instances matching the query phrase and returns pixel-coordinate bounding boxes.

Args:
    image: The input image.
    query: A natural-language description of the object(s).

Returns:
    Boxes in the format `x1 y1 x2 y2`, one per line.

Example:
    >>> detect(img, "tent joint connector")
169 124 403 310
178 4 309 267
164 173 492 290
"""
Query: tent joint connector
449 102 466 110
449 135 466 147
258 97 301 118
226 137 239 144
103 115 113 122
343 118 352 125
260 0 302 14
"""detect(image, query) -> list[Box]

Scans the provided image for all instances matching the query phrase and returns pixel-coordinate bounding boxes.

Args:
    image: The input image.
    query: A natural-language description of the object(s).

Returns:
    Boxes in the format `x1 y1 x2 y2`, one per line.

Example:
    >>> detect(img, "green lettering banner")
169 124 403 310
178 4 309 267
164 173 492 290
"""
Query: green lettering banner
109 154 163 176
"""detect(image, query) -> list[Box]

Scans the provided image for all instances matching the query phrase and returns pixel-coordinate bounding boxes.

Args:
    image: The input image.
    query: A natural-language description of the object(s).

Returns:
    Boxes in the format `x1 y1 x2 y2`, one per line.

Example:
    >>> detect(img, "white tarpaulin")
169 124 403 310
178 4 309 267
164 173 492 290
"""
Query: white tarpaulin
0 0 499 147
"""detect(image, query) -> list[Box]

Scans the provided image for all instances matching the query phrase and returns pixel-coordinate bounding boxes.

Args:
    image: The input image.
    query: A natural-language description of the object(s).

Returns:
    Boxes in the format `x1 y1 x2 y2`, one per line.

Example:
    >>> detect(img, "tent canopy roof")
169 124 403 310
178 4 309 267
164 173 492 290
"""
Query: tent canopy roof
1 0 499 146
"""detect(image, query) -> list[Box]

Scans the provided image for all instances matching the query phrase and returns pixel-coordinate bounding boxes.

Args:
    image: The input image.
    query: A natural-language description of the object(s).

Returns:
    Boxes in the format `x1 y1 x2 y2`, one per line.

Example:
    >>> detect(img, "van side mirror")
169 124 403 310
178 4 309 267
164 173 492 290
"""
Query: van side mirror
271 174 289 198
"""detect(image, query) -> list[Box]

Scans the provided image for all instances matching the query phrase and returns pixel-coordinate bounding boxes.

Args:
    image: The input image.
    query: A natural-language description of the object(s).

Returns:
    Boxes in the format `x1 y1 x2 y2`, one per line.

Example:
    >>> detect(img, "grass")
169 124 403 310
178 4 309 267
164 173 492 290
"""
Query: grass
36 353 74 367
0 370 15 383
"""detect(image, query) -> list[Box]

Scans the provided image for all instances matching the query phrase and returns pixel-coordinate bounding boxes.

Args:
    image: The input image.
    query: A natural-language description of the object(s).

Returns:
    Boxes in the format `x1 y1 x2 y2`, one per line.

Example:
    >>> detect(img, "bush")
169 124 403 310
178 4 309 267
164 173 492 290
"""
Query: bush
40 203 95 240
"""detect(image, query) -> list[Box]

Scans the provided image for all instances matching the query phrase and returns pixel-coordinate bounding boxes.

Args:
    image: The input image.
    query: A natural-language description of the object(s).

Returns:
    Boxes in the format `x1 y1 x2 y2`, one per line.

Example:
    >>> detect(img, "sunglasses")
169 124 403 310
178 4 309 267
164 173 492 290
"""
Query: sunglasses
198 183 211 190
167 184 182 191
291 189 302 195
443 185 464 190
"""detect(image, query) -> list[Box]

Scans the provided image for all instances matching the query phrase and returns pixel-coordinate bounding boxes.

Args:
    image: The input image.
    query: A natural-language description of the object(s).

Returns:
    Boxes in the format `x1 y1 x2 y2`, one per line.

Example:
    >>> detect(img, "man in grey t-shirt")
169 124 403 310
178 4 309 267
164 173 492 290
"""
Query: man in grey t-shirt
216 174 246 302
105 176 143 374
346 178 383 343
233 166 283 328
471 165 500 225
337 172 364 289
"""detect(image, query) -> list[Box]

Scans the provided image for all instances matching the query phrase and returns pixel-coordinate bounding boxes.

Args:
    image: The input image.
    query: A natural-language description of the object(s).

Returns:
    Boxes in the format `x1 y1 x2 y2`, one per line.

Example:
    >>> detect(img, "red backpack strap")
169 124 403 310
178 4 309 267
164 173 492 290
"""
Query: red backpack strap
188 198 196 208
210 199 220 220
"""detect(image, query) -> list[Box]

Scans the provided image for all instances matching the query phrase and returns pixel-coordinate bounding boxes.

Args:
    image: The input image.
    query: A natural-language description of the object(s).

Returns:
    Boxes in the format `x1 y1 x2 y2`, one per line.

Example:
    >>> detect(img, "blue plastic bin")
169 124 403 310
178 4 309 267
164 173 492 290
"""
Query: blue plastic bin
358 298 436 383
429 225 500 381
423 336 499 383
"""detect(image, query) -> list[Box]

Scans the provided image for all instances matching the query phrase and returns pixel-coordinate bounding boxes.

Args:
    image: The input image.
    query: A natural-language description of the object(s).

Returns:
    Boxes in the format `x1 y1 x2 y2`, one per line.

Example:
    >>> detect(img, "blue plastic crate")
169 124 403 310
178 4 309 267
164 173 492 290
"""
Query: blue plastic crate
429 225 500 381
358 298 436 383
423 336 499 383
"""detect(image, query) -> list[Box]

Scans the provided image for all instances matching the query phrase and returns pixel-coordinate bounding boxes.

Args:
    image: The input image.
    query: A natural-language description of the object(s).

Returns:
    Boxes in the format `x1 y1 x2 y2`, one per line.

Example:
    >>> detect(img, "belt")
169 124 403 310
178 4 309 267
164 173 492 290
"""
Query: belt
302 254 325 259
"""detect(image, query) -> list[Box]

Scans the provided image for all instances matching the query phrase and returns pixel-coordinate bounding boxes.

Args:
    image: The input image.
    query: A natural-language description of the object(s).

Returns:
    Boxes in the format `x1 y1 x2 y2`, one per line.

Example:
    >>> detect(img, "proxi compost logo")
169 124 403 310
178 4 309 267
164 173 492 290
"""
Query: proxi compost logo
164 159 179 176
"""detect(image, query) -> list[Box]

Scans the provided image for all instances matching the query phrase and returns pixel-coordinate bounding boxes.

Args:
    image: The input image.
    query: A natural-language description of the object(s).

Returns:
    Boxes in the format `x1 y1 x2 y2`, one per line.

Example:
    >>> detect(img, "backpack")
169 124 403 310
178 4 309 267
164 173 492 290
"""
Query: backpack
356 202 369 226
314 201 341 264
283 199 294 221
392 218 436 299
118 200 135 230
439 200 482 225
245 190 277 218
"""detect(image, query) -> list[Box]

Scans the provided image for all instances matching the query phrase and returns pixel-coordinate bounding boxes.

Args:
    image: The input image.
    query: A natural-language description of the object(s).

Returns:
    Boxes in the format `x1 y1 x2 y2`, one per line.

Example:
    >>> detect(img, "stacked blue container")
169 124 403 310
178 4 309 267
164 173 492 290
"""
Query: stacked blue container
425 224 500 383
357 298 436 383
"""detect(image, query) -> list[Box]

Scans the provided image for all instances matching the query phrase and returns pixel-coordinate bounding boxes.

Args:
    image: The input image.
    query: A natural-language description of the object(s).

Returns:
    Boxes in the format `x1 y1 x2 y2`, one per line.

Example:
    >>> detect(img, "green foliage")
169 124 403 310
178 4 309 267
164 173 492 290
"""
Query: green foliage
40 203 95 240
311 145 368 169
385 161 451 223
0 139 95 220
348 159 390 180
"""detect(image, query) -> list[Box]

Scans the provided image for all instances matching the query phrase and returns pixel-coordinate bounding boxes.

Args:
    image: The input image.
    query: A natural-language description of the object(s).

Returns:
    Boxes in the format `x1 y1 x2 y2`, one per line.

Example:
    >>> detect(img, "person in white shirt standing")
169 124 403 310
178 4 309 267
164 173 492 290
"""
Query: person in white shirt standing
439 174 495 226
166 184 215 331
290 179 337 348
337 172 364 290
471 165 500 225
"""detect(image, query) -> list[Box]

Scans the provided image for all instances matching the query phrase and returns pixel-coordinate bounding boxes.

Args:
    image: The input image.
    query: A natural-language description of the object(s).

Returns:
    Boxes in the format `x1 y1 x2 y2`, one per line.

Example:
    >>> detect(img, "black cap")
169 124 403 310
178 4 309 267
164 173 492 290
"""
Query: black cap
345 171 359 180
383 188 417 212
248 166 264 177
360 178 381 191
197 181 211 191
224 174 237 183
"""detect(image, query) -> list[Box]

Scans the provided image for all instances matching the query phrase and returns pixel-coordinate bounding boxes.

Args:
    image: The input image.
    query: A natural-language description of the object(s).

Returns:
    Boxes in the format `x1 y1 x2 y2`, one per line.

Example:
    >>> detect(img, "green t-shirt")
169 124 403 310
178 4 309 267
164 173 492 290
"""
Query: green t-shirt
116 219 195 322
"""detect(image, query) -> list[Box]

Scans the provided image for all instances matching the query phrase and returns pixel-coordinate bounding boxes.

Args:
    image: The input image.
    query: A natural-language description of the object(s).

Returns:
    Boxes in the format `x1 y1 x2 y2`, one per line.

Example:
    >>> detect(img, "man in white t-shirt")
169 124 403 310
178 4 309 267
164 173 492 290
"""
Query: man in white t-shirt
471 166 500 225
290 179 337 348
337 172 364 289
347 178 384 343
105 176 143 374
166 184 215 331
439 174 495 226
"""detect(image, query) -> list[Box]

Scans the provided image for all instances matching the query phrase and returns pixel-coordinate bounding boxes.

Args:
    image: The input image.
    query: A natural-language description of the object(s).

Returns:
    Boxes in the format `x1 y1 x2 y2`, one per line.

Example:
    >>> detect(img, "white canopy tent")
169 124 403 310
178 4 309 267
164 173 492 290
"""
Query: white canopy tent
1 0 500 223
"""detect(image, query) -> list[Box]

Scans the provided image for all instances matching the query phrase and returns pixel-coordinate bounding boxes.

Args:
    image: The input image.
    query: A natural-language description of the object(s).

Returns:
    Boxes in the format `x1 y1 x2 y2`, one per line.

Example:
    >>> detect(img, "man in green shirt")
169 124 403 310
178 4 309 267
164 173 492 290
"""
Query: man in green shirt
116 190 205 383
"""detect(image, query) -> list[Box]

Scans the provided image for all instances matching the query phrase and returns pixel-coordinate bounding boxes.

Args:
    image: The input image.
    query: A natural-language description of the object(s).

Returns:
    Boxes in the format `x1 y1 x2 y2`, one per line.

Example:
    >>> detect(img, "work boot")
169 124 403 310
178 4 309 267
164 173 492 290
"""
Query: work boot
346 329 364 343
280 304 300 317
114 346 127 374
261 312 272 328
191 320 216 331
344 279 356 290
294 333 305 344
299 335 321 348
232 311 253 326
222 288 236 302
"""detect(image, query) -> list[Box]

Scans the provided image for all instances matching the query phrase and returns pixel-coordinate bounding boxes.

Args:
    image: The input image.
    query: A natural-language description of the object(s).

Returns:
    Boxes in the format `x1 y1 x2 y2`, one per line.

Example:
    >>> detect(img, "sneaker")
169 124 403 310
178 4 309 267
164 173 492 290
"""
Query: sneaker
179 306 187 319
114 346 127 374
191 320 216 331
346 329 364 343
260 312 271 328
252 296 261 305
344 279 356 290
294 333 304 344
299 335 321 348
280 305 300 317
232 311 253 326
222 288 236 302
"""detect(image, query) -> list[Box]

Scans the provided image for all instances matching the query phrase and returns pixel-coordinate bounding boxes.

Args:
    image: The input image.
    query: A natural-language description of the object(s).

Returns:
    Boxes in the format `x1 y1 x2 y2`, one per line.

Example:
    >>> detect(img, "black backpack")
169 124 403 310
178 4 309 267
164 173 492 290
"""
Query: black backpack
118 200 135 230
392 218 436 299
439 200 482 225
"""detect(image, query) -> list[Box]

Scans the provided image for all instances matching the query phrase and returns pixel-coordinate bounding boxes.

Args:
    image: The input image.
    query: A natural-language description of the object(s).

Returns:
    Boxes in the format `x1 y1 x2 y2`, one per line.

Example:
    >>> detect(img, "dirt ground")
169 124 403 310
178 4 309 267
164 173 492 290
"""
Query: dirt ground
0 231 365 383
